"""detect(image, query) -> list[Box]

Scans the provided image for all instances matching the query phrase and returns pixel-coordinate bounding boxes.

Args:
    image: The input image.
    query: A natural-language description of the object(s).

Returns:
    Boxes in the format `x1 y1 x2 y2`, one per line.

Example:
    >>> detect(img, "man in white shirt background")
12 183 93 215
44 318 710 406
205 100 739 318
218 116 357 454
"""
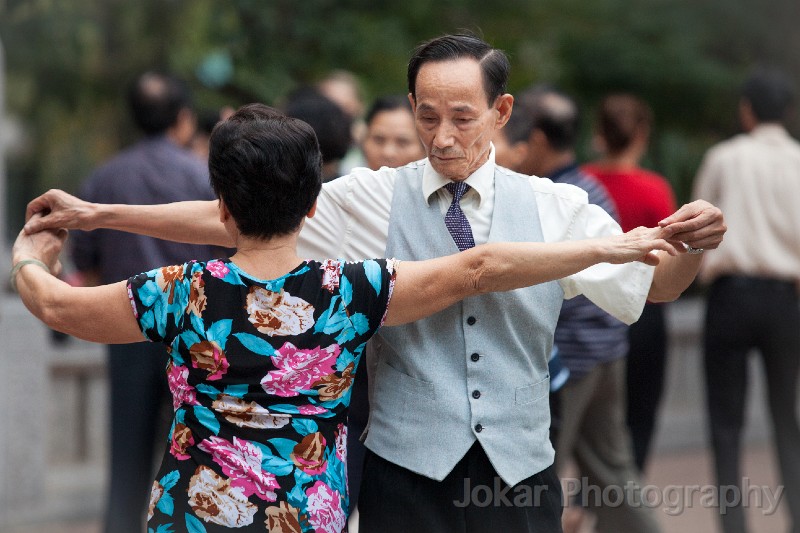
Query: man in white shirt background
692 67 800 533
25 33 726 533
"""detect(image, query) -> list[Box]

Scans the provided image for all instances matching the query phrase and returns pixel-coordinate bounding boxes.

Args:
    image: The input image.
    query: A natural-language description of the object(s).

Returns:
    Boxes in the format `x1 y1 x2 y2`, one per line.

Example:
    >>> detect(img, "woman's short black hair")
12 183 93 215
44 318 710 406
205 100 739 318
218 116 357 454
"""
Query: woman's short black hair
365 94 413 126
208 103 323 240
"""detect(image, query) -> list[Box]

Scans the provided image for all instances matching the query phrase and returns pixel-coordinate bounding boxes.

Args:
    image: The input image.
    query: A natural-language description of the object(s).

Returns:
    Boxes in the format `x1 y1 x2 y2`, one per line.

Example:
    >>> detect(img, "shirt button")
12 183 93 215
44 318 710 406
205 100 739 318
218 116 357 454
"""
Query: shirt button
467 316 477 326
471 353 480 362
472 390 481 399
474 424 483 433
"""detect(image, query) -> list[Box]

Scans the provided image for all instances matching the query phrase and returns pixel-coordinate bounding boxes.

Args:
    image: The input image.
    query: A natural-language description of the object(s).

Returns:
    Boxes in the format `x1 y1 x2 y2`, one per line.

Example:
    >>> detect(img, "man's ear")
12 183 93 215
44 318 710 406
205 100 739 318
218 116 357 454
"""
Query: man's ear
408 93 416 114
307 200 318 219
495 94 514 128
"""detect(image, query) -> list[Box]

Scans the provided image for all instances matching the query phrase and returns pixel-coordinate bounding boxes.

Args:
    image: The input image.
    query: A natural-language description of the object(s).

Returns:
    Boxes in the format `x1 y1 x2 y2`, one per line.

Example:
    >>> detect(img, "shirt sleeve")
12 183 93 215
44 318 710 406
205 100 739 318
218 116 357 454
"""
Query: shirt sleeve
532 180 655 325
297 167 395 261
127 262 193 343
340 258 398 335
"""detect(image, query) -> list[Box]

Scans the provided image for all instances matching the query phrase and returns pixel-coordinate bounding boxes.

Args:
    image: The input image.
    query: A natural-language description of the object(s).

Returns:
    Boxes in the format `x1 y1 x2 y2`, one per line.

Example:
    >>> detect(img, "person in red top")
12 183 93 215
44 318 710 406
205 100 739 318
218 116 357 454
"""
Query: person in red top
582 93 678 474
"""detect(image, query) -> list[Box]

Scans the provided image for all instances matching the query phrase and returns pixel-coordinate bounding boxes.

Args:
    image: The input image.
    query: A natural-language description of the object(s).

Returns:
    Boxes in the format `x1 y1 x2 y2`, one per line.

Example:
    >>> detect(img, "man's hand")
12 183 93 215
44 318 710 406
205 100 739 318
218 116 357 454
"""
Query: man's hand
25 189 97 234
602 226 680 267
658 200 726 251
12 215 68 276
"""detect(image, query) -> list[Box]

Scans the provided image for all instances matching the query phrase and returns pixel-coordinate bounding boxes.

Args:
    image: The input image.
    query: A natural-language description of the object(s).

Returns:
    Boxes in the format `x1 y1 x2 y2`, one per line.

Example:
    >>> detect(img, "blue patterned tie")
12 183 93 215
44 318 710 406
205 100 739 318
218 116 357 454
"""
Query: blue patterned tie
444 181 476 251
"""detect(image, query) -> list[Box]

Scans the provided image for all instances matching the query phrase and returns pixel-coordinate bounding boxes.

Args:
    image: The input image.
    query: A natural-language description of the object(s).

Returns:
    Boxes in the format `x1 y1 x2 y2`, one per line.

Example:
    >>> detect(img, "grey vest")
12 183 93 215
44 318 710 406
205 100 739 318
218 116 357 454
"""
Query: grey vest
364 162 563 486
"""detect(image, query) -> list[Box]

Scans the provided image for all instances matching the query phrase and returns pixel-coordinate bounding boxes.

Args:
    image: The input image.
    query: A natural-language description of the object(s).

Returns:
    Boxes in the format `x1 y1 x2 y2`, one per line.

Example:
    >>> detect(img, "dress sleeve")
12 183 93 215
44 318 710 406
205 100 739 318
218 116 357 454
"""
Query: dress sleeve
127 262 194 343
340 259 398 335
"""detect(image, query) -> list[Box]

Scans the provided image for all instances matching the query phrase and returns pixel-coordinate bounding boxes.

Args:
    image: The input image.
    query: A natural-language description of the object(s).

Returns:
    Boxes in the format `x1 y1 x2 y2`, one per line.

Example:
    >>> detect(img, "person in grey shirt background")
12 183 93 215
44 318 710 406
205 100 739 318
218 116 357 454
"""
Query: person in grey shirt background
71 71 220 533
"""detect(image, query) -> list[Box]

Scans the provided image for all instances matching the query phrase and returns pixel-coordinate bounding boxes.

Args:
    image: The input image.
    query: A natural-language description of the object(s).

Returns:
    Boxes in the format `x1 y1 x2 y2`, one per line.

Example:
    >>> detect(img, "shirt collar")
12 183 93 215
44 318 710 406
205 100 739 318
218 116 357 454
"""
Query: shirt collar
751 123 789 139
422 143 496 207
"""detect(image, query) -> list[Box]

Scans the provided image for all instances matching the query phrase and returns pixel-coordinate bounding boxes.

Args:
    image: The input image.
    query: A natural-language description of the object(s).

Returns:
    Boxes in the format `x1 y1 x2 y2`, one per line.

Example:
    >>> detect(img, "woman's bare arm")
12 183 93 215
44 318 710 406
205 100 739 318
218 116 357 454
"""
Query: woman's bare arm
24 189 233 247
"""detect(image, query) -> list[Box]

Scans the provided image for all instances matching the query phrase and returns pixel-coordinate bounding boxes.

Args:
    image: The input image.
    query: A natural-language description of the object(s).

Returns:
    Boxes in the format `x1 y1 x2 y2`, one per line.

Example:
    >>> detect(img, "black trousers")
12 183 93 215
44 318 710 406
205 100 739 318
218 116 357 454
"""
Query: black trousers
704 276 800 533
626 302 668 472
104 343 171 533
359 443 563 533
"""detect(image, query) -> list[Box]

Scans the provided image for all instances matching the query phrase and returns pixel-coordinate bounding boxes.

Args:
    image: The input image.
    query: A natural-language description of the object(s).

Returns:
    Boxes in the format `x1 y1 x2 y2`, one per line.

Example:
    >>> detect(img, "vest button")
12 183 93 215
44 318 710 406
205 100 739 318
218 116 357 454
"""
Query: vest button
471 353 480 362
472 390 481 399
474 424 483 433
466 316 477 325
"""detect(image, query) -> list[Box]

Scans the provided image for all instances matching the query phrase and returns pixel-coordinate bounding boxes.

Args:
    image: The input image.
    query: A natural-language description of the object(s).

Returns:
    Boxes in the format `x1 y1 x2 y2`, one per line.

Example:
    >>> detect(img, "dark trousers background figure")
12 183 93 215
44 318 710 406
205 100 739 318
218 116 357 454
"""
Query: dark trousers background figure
704 276 800 533
104 343 171 533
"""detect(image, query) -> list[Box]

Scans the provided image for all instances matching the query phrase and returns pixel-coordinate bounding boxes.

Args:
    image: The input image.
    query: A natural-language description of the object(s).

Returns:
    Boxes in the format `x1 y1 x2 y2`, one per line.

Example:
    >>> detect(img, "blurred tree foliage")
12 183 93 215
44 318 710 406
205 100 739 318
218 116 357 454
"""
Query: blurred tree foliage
1 0 798 237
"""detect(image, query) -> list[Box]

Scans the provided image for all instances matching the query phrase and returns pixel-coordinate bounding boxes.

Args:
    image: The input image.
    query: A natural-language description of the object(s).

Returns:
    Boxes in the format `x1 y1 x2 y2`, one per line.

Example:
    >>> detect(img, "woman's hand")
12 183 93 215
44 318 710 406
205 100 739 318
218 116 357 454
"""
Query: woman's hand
24 189 97 234
601 226 680 266
12 215 68 275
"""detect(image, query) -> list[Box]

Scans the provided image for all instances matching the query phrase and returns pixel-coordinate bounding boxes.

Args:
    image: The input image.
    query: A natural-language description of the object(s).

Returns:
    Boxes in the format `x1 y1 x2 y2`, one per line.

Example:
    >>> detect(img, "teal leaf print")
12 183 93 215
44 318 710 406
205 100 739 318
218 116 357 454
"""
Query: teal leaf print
232 333 276 357
260 453 295 477
155 489 174 517
269 438 298 461
350 313 370 336
324 447 347 496
266 404 302 414
223 384 249 398
185 513 208 533
149 525 174 533
196 384 222 400
293 467 313 488
193 405 220 435
189 312 205 336
363 259 383 296
153 296 167 340
313 296 344 334
339 272 353 307
140 309 155 334
160 470 180 491
291 418 319 436
207 319 233 349
180 330 201 350
334 327 356 345
138 279 160 307
287 481 306 509
336 348 357 372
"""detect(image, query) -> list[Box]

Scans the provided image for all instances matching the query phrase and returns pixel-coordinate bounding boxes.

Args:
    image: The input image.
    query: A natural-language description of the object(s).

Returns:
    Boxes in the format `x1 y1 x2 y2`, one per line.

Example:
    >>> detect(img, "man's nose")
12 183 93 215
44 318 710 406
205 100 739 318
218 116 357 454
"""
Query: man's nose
432 122 456 149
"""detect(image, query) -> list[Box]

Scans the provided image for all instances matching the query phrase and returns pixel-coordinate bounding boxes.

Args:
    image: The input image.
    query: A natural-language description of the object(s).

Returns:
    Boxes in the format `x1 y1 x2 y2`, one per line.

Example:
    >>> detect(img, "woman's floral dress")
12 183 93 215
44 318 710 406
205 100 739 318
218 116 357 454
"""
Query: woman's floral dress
127 257 397 533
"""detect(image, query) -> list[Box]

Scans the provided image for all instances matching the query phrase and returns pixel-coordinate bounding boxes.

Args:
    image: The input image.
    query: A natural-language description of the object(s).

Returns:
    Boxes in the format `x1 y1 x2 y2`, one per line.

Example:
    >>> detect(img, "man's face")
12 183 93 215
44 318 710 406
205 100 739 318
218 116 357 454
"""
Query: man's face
411 58 511 181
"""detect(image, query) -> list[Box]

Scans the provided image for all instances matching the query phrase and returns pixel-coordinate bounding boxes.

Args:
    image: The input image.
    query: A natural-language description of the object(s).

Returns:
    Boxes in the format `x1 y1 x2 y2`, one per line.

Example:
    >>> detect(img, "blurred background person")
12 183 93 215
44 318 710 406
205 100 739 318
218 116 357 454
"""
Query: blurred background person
692 67 800 533
318 69 368 173
506 86 660 533
70 71 221 533
284 85 353 181
189 106 234 161
583 93 678 474
361 94 425 170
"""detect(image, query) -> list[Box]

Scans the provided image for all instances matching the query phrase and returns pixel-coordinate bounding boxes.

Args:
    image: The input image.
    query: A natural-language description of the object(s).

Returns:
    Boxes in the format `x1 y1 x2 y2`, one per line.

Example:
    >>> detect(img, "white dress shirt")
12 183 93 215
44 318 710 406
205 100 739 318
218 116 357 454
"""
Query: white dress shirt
298 145 654 324
692 124 800 283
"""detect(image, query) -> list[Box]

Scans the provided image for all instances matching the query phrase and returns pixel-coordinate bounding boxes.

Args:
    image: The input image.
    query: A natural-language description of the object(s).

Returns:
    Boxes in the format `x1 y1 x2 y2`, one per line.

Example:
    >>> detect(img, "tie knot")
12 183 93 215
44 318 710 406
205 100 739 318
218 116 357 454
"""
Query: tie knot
444 181 470 203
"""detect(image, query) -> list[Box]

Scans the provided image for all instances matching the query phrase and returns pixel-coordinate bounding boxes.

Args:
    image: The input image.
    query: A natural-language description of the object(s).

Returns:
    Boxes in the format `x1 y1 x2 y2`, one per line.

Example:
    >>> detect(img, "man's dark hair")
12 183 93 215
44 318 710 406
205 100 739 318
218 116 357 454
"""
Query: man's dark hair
518 86 581 151
742 67 795 123
208 103 322 240
284 86 352 165
407 33 510 106
365 95 413 126
127 72 192 136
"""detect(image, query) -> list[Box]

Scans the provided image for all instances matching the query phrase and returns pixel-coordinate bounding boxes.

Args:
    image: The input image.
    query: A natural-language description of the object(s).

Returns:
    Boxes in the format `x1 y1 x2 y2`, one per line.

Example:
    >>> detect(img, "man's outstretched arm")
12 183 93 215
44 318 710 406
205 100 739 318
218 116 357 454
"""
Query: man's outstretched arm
24 190 233 247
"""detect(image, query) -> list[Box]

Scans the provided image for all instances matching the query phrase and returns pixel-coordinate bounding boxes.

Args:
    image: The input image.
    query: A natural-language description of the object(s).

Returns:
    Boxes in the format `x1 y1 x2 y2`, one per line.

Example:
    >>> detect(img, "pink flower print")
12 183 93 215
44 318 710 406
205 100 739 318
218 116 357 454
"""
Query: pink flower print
260 343 340 397
320 260 341 293
170 423 194 460
305 481 346 533
335 423 348 463
189 340 229 381
126 284 139 319
167 362 199 411
206 260 230 279
198 436 280 502
297 404 328 415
